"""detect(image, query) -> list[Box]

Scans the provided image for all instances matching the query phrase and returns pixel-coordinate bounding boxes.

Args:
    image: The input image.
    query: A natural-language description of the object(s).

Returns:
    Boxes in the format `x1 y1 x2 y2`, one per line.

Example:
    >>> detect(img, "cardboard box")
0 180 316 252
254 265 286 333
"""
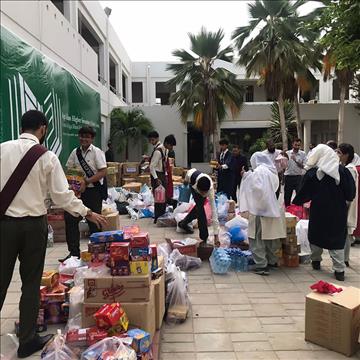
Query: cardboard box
41 271 59 289
284 234 297 245
84 275 150 303
305 286 360 356
152 275 165 330
227 200 236 213
283 254 299 267
285 213 297 228
123 182 142 193
123 177 137 185
82 284 156 339
137 175 151 186
172 167 184 177
166 238 200 257
130 261 151 276
122 162 140 177
282 243 300 255
102 212 120 231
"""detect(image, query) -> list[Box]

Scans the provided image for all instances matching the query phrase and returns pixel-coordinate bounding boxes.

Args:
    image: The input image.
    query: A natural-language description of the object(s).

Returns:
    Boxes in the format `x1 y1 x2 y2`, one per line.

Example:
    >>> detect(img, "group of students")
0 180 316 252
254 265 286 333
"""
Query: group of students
240 140 359 281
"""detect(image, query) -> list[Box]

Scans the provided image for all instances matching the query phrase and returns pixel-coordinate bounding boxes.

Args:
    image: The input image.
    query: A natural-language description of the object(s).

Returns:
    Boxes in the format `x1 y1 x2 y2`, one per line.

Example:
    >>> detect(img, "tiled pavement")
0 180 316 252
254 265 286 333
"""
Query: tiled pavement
1 216 360 359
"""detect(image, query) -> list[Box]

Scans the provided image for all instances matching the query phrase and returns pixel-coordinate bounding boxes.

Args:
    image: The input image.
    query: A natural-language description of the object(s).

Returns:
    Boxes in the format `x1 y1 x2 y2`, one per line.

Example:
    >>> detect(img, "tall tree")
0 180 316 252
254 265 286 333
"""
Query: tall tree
167 27 244 160
232 0 320 150
110 108 153 161
313 0 360 143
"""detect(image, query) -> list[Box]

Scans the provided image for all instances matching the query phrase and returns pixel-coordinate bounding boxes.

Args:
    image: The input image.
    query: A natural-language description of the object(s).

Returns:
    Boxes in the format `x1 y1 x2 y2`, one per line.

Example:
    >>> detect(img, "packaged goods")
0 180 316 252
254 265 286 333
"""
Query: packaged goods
81 251 92 263
110 261 130 276
106 166 118 176
128 232 150 248
86 327 108 346
284 234 298 245
283 254 299 267
84 275 151 303
41 330 76 360
66 328 88 347
209 248 231 274
90 252 107 267
102 212 120 232
110 242 130 261
40 286 47 302
122 225 140 236
152 260 165 330
282 243 300 255
305 286 360 356
127 329 151 354
227 200 236 213
149 245 158 271
166 238 199 257
131 247 150 259
90 230 124 243
154 185 166 204
44 283 68 302
44 302 68 324
122 162 140 177
123 182 142 193
41 271 59 289
88 243 106 254
130 261 151 276
94 303 128 331
285 213 297 228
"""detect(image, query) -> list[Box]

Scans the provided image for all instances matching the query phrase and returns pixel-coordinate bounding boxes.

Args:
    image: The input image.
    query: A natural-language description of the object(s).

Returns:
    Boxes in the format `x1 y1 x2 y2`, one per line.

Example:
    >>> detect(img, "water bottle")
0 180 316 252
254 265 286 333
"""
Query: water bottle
47 225 54 248
210 248 231 274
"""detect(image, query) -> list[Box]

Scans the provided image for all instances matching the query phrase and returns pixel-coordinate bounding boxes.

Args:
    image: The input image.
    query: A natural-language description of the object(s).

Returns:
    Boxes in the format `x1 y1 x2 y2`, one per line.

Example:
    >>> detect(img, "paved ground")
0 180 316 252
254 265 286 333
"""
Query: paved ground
1 215 360 360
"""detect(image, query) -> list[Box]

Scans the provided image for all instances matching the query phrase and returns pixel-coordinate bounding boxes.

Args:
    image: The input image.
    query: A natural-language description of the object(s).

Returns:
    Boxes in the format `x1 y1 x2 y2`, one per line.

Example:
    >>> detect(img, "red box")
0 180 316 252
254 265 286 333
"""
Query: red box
122 225 140 235
94 303 128 330
130 232 149 248
86 327 108 346
66 328 88 347
110 242 130 261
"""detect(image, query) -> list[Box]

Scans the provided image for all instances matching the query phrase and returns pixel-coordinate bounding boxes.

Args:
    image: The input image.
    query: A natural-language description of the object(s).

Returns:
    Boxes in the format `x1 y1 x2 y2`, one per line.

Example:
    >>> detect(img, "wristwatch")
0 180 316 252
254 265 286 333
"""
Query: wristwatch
85 209 93 218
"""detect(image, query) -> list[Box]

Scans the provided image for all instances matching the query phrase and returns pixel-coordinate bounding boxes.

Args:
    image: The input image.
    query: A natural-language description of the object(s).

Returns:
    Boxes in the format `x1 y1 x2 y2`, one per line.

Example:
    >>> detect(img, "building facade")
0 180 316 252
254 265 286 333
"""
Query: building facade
1 0 359 167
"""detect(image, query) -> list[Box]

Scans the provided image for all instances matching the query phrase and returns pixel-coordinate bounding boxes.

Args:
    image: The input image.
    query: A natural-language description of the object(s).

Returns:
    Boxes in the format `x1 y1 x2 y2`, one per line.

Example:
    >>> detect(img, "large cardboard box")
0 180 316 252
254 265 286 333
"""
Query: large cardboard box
101 212 120 231
84 275 150 303
305 286 360 356
123 182 142 193
47 211 66 243
122 162 140 177
172 167 184 177
153 256 165 330
82 284 156 339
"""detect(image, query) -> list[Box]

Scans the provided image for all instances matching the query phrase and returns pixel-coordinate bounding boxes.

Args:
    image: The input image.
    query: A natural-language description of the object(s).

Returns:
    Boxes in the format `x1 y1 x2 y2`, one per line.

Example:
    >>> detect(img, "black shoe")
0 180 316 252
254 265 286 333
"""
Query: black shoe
312 261 321 270
178 221 194 234
18 334 54 358
268 263 278 268
58 253 79 263
334 271 345 281
345 261 350 267
254 267 270 276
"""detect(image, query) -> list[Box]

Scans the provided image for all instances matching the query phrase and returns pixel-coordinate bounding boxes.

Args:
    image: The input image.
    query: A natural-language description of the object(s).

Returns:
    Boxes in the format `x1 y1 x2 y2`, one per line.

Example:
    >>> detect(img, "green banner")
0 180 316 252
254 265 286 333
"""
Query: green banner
0 26 101 164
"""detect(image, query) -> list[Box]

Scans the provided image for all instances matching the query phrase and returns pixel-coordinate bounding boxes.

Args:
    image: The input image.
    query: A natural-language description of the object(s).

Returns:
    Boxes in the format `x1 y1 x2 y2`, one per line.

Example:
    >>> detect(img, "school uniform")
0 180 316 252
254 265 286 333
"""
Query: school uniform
217 149 234 199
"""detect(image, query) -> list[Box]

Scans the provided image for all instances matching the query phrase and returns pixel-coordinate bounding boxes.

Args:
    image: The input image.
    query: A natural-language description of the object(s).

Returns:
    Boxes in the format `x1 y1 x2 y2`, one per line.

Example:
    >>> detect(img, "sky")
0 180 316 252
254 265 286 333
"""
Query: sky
100 1 321 62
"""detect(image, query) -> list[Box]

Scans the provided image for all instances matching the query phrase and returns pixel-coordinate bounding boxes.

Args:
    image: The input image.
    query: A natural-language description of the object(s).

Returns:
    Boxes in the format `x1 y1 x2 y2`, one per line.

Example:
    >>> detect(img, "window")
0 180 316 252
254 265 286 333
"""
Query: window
122 74 128 101
155 82 175 105
109 57 117 94
132 82 143 103
245 85 254 102
332 79 349 100
51 0 64 14
78 11 104 83
300 80 319 103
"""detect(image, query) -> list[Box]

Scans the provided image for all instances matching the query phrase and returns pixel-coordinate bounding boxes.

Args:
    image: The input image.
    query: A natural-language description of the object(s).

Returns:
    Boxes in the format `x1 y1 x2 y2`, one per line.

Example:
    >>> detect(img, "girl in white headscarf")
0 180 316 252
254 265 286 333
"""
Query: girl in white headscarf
239 152 286 275
293 144 356 281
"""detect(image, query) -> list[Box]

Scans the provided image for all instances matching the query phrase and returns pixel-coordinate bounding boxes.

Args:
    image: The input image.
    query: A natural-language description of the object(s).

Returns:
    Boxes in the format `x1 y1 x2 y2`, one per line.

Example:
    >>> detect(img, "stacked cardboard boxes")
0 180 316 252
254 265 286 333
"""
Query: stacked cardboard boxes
227 200 236 221
106 162 119 188
282 214 300 267
47 208 66 243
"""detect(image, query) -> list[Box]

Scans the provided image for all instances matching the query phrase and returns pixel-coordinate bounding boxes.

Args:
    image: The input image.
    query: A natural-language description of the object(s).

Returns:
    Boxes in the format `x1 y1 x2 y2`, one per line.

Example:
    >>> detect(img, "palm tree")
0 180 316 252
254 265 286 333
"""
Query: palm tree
167 27 245 160
110 108 154 161
232 0 319 150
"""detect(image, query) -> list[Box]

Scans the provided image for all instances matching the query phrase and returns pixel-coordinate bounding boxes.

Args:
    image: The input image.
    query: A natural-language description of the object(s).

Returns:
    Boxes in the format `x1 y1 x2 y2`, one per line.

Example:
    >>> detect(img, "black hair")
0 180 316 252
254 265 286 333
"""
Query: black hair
219 139 229 145
164 134 176 146
197 176 211 192
21 110 48 131
148 131 159 139
326 140 337 150
293 138 301 143
232 144 240 149
338 143 355 164
79 126 96 138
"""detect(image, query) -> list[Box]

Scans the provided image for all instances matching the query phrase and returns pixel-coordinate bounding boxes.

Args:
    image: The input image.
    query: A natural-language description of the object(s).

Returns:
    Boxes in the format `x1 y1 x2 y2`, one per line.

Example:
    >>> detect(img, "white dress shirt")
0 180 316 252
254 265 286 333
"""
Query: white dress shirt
262 149 282 165
149 142 166 180
0 133 89 217
219 149 229 169
66 144 107 187
185 169 220 235
285 149 306 176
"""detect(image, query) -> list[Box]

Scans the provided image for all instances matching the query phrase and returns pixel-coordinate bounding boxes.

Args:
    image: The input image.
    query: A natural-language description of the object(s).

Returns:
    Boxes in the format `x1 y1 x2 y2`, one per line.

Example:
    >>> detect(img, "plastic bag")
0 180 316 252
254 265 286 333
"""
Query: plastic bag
228 226 247 244
157 242 172 268
169 249 202 271
59 257 82 276
174 202 192 215
225 215 248 231
157 213 177 227
178 184 191 203
296 219 311 255
68 286 84 322
74 265 109 288
0 333 18 360
128 198 145 210
286 205 305 220
107 187 120 202
126 206 139 220
217 194 229 220
139 207 154 219
165 263 189 324
275 154 288 172
41 330 76 360
154 185 166 204
47 225 54 248
140 184 154 207
81 337 136 360
114 187 129 202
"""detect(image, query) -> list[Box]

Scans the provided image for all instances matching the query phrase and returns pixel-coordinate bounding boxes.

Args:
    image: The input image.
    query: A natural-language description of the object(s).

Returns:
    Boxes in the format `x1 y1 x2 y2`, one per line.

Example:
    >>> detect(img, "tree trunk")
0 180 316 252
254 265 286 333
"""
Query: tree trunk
337 84 346 144
294 93 303 142
203 134 210 162
125 139 129 162
278 87 288 151
213 121 221 157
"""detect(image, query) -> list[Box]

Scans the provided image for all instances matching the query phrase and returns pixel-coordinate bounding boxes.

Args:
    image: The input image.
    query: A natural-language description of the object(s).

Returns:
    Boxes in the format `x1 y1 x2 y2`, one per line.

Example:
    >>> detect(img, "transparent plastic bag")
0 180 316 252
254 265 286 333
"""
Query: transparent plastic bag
41 330 77 360
74 265 109 288
165 263 190 324
47 225 54 248
68 286 84 321
65 313 82 332
225 215 248 231
157 242 172 268
173 202 192 215
81 337 136 360
126 206 139 220
140 184 154 206
59 257 82 276
217 194 229 220
0 333 18 360
107 187 120 202
169 249 202 271
157 213 177 227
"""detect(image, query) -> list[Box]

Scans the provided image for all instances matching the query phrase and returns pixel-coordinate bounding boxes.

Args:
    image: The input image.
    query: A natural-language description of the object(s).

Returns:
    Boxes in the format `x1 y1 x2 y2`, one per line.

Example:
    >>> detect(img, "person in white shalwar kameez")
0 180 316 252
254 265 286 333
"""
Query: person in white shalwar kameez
239 152 286 275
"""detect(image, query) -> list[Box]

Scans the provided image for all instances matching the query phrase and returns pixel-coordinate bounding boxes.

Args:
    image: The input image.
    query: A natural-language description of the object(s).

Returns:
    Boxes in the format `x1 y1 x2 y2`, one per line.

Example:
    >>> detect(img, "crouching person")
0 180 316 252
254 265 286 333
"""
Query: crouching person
239 152 286 275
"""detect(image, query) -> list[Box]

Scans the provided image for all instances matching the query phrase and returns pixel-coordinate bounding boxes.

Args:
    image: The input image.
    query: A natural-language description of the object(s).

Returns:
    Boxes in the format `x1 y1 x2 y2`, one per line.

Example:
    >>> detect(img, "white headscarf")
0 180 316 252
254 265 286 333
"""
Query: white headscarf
239 152 280 218
305 144 340 185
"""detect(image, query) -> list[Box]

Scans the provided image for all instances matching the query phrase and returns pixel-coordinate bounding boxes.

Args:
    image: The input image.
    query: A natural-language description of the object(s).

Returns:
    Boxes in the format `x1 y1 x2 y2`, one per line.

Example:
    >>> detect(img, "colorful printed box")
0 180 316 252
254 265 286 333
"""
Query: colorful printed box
93 303 128 331
130 261 151 276
110 242 130 261
127 328 151 354
129 232 149 248
89 230 124 243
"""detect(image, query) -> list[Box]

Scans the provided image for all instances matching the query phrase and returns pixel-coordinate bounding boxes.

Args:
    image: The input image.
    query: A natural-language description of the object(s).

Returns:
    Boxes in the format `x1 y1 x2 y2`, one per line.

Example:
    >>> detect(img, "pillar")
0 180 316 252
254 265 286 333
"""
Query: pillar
303 120 312 152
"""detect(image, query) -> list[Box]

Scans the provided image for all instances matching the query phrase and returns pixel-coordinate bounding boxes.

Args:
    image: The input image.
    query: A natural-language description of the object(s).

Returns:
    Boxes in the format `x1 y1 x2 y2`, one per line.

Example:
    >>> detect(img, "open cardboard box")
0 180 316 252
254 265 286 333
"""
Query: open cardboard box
305 285 360 356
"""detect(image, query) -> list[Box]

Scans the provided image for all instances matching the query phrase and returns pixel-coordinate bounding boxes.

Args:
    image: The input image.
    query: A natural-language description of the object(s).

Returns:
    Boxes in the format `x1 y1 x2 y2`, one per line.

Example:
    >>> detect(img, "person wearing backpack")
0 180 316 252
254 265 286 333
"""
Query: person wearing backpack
0 110 106 358
60 126 107 262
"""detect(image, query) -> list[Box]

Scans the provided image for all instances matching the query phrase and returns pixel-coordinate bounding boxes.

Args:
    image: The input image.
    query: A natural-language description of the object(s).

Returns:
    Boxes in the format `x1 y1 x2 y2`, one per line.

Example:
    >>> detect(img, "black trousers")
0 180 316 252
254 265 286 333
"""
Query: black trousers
151 172 167 222
183 189 208 241
0 216 47 344
64 187 102 256
231 179 241 202
284 175 302 207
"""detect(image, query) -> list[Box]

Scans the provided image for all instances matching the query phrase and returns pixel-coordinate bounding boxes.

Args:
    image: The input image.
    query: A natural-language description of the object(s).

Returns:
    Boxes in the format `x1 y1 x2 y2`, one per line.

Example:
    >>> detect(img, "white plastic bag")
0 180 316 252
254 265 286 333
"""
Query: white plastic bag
47 225 54 248
41 330 76 360
173 202 192 215
140 184 154 206
225 215 249 231
157 213 177 227
59 257 82 276
68 286 84 321
296 219 311 255
107 187 120 202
